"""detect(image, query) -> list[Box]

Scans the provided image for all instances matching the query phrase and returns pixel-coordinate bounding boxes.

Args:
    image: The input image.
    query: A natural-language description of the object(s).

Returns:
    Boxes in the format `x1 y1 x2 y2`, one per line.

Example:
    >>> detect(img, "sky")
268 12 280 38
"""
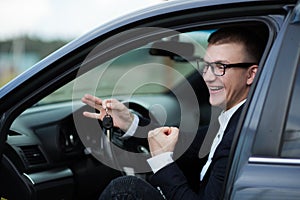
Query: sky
0 0 165 41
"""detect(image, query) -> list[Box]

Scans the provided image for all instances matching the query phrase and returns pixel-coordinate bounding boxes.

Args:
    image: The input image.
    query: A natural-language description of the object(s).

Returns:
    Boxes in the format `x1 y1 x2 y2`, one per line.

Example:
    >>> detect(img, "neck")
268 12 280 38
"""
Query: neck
224 99 246 112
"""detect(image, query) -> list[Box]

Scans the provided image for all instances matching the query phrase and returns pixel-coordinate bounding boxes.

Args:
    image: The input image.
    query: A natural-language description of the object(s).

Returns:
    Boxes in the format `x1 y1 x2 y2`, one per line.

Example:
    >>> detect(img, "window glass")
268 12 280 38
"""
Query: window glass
38 30 210 105
281 64 300 158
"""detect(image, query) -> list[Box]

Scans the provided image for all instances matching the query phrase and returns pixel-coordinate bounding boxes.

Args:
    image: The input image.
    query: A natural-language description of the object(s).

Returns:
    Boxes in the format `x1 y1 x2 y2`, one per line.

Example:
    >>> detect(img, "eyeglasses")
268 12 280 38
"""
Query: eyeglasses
197 59 257 76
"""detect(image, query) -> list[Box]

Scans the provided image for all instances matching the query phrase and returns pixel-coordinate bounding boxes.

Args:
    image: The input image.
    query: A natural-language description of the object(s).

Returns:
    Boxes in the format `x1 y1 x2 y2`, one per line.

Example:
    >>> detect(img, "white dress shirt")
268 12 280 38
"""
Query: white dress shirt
123 100 245 175
200 100 245 180
121 114 139 139
122 114 174 173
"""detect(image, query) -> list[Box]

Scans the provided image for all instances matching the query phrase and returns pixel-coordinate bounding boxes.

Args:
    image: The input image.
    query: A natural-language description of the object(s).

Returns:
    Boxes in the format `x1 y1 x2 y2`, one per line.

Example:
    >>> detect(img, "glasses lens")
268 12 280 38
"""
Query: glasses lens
197 60 208 74
197 60 225 76
211 63 225 76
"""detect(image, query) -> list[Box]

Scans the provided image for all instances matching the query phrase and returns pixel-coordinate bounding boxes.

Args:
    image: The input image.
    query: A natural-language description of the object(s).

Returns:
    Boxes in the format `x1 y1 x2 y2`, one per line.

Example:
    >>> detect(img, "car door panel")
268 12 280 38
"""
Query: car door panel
227 2 300 199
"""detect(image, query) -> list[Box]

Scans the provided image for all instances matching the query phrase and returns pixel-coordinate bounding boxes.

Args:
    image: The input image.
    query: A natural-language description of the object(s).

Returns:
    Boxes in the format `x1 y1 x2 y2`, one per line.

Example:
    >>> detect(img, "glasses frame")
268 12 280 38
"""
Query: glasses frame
197 59 257 76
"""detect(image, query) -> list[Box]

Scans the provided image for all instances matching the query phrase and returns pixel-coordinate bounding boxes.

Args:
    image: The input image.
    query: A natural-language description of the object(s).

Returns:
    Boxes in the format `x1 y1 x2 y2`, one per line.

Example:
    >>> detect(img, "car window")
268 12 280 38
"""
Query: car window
281 62 300 158
38 30 210 105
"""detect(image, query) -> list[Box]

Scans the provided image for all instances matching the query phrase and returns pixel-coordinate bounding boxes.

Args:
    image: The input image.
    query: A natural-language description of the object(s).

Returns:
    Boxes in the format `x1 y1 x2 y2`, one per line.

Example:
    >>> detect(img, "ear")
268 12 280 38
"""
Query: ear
246 65 258 85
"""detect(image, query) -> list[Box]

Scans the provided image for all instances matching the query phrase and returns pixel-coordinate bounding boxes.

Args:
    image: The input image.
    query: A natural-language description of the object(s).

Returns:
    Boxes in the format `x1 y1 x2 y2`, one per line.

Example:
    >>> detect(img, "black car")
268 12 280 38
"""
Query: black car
1 0 300 199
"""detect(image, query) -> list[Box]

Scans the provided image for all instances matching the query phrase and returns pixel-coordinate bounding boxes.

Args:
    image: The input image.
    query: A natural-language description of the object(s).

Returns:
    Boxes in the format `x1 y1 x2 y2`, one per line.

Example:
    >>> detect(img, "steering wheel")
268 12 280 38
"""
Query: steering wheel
74 102 152 173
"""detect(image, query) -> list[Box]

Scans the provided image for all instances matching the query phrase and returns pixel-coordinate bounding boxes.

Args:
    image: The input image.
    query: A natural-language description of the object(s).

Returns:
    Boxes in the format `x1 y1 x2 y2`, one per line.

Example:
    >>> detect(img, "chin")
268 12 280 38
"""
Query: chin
210 98 225 108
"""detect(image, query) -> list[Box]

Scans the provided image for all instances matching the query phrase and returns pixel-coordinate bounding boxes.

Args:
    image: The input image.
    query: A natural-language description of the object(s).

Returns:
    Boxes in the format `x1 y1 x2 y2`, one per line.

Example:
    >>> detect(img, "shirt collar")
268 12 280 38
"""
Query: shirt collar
218 99 246 131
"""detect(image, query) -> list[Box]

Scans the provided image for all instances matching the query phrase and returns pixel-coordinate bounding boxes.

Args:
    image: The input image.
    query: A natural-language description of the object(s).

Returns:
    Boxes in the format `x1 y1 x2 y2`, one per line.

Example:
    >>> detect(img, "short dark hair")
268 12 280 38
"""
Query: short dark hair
208 26 266 63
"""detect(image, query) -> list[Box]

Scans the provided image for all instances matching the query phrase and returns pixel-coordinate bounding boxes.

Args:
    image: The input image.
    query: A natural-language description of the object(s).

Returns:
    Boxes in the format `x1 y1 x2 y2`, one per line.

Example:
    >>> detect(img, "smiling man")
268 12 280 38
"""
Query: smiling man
83 26 265 200
144 26 264 200
202 28 259 110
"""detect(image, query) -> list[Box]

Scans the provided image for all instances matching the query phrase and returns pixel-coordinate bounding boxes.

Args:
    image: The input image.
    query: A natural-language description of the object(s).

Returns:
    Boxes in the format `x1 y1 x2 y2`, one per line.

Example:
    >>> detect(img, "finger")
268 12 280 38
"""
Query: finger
167 127 179 142
154 127 171 136
83 111 101 120
102 99 111 110
82 94 103 106
83 100 102 111
162 127 171 135
148 127 167 138
82 95 103 110
148 129 161 144
169 127 179 135
103 99 126 112
82 98 96 108
148 129 159 138
148 130 154 137
82 94 95 103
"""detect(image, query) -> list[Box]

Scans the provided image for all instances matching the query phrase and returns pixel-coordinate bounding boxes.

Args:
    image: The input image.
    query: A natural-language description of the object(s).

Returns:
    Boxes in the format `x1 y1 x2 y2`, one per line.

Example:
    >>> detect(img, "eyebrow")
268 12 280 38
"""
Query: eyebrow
202 59 230 64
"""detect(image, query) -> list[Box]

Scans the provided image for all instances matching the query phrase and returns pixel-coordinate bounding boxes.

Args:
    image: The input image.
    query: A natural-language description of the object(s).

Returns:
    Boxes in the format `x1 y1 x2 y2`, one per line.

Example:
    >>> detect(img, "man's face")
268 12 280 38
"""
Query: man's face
203 42 257 110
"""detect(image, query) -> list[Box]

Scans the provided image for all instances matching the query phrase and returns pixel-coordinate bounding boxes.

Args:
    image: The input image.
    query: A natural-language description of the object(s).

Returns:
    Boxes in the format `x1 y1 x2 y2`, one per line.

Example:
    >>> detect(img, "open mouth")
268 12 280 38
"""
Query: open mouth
209 86 224 93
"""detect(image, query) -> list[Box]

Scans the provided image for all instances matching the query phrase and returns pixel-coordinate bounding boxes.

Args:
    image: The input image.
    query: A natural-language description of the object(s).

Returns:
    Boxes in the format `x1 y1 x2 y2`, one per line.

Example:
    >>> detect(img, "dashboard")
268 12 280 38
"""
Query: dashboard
2 65 210 200
3 94 187 200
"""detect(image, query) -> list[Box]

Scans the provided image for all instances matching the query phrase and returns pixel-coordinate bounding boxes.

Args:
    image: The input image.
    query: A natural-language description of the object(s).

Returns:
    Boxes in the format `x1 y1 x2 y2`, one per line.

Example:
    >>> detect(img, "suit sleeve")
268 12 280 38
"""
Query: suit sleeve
149 128 207 200
149 126 229 200
150 162 201 199
149 151 227 200
149 107 243 200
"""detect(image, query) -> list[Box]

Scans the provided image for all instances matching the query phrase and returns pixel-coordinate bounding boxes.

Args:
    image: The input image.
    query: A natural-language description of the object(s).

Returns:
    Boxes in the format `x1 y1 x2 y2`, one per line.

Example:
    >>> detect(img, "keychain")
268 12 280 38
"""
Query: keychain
102 108 113 141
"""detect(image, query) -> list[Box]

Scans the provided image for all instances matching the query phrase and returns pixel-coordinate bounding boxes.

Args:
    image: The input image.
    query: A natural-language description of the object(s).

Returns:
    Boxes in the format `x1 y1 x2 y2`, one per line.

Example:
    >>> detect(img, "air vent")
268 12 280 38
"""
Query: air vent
19 145 47 166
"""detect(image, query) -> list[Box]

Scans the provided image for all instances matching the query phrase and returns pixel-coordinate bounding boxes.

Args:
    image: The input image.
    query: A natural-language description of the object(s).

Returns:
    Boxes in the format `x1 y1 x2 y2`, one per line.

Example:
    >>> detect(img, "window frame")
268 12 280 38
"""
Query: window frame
225 4 300 199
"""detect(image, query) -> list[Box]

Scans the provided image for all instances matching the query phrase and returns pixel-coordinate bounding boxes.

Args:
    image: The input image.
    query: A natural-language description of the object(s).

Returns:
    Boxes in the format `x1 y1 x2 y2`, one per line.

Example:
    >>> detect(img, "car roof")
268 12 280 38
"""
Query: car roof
72 0 295 44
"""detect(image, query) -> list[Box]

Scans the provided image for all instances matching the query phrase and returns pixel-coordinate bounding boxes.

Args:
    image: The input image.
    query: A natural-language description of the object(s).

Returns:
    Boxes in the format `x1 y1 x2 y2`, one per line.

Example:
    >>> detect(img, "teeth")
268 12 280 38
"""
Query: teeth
210 86 222 90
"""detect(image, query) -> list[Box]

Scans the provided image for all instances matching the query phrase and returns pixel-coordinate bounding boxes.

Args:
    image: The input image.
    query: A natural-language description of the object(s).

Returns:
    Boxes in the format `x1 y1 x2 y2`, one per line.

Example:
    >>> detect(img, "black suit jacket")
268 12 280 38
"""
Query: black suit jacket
149 105 244 200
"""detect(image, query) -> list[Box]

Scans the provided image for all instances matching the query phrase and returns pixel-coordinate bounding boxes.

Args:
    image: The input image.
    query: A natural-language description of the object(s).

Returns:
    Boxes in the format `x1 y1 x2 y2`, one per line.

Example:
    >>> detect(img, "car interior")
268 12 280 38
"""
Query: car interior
0 20 270 200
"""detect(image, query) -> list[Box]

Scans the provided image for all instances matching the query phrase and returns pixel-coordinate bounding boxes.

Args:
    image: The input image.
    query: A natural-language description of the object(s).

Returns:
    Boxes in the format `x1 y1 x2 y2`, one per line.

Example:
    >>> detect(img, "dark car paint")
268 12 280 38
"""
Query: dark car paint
1 0 300 199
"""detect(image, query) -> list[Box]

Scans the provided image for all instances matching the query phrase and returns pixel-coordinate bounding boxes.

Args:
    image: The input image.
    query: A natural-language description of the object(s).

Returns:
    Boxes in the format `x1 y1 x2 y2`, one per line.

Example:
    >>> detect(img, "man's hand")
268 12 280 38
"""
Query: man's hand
148 127 179 157
81 94 134 132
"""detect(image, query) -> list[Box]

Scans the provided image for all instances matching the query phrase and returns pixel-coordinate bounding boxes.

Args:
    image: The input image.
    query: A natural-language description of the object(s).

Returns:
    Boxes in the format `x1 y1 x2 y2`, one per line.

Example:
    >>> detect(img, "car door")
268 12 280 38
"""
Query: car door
225 2 300 199
0 1 298 200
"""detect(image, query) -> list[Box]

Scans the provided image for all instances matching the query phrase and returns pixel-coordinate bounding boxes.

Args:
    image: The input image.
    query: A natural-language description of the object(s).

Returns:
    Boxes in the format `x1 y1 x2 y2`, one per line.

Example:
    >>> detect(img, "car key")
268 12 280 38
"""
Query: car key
102 108 113 141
